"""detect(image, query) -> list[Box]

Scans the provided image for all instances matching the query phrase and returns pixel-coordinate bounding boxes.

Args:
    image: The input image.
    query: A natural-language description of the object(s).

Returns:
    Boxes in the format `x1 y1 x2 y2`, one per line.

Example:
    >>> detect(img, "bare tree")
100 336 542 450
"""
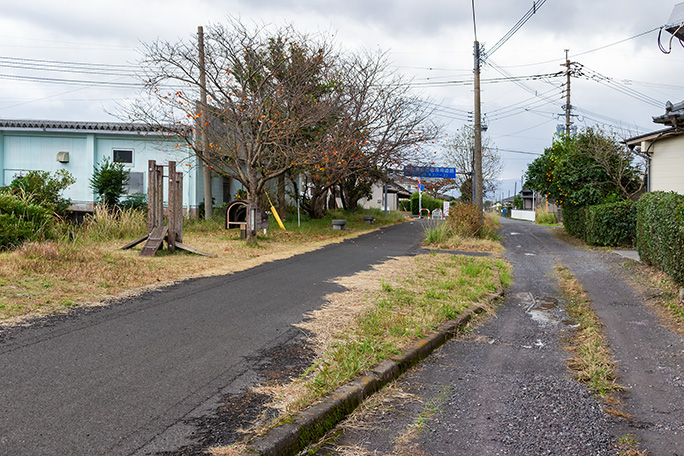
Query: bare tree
130 19 340 239
580 128 645 201
334 50 439 211
443 126 502 200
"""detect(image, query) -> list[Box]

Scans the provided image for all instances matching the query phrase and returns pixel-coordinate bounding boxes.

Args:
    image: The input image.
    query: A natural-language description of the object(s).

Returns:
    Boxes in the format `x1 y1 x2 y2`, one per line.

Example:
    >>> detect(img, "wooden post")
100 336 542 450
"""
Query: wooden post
167 161 184 253
147 160 157 233
147 160 164 233
175 171 183 243
168 161 177 253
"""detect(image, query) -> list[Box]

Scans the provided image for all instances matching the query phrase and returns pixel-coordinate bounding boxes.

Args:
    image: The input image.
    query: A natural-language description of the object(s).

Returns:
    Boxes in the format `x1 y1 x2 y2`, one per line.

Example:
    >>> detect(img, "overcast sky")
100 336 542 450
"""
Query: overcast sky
2 0 683 199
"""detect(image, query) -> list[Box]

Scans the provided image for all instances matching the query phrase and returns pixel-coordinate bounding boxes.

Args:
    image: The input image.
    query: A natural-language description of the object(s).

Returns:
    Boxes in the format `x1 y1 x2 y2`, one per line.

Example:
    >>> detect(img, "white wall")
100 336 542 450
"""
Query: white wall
511 209 535 222
647 136 684 194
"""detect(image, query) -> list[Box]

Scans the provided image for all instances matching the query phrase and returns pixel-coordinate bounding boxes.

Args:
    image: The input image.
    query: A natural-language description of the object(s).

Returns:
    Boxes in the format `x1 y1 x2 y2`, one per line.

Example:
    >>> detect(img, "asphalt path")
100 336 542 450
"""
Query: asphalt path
0 220 427 456
311 218 684 455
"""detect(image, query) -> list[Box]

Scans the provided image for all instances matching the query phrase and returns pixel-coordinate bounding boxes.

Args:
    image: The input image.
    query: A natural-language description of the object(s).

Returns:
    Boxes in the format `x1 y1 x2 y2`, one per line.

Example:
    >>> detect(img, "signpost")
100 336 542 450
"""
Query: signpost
403 166 462 179
404 166 472 218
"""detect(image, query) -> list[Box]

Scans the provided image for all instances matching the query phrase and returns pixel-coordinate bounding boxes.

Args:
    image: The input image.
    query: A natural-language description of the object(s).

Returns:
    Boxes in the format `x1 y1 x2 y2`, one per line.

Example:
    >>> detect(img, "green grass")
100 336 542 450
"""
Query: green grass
535 209 558 225
298 254 509 405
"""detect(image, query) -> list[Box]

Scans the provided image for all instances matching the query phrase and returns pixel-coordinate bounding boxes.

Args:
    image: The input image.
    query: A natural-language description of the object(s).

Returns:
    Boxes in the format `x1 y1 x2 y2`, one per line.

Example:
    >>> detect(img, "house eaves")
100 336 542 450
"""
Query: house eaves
624 127 681 147
0 119 188 136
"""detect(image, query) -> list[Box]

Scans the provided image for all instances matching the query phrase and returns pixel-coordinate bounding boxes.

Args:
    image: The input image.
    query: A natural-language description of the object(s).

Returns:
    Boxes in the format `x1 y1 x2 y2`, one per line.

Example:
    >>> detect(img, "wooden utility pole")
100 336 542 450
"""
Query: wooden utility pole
473 40 484 217
198 26 213 219
563 49 573 136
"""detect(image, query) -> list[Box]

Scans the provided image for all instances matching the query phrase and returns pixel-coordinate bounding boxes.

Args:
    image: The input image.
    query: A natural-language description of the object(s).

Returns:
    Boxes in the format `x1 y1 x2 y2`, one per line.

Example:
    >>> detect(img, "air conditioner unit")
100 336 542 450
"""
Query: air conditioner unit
666 2 684 40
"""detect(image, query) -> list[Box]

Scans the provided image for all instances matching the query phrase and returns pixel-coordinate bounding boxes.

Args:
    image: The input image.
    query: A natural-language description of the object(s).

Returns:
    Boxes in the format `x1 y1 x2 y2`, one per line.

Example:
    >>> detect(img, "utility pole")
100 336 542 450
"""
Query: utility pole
473 40 483 217
198 26 213 219
563 49 573 136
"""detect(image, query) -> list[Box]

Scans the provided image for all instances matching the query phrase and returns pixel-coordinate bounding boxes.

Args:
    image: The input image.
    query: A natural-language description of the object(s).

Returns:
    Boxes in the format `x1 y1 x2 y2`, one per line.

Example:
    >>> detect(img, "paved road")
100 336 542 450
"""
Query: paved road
311 218 684 455
0 221 426 456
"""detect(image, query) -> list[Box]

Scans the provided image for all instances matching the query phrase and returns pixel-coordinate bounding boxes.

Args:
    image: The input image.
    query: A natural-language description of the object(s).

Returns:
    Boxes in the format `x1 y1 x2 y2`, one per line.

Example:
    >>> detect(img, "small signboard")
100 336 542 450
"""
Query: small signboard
404 166 461 179
443 201 450 217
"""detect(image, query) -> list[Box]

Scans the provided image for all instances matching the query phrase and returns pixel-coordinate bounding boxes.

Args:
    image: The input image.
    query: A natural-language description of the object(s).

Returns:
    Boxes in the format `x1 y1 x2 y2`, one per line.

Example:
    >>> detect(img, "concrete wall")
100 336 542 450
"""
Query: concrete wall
511 209 535 222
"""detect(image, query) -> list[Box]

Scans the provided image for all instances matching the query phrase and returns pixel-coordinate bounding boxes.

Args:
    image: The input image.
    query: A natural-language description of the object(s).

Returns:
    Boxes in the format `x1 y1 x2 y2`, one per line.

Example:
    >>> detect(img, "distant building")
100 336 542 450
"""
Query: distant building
359 180 411 211
625 101 684 194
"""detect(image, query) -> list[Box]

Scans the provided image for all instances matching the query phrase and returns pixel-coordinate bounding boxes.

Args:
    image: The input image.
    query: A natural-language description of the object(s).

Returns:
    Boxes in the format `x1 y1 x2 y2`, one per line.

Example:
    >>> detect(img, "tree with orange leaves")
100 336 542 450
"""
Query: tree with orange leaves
130 18 340 237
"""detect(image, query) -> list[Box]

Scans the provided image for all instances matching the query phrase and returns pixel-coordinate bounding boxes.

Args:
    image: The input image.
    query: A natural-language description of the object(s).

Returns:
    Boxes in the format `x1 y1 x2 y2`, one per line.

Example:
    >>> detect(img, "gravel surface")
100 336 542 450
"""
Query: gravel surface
307 218 684 456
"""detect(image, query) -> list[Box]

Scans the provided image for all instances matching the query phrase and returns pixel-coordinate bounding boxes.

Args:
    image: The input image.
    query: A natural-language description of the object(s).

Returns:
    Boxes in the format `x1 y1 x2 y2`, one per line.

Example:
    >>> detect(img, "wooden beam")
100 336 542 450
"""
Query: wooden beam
140 225 168 257
174 242 214 257
121 234 149 250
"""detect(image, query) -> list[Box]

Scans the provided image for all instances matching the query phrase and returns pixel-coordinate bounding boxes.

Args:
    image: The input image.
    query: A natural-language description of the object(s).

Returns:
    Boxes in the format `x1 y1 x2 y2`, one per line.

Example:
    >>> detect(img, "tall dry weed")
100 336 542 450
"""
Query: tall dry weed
82 204 147 241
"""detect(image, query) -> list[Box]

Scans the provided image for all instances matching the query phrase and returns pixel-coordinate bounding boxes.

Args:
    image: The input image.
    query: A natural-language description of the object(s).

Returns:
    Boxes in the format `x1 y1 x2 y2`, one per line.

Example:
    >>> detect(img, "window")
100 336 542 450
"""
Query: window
126 172 145 194
112 149 134 165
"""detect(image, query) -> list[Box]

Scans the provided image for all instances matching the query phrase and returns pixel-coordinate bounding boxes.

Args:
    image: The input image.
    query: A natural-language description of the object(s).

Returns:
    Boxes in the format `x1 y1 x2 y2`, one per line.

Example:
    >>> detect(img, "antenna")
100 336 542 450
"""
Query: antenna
666 2 684 40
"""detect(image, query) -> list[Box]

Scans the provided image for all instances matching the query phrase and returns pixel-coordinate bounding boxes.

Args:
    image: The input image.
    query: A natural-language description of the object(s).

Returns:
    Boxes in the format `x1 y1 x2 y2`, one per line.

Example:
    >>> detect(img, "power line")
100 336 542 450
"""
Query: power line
573 27 660 57
406 71 563 88
0 73 141 88
484 0 549 60
576 64 663 108
0 55 137 69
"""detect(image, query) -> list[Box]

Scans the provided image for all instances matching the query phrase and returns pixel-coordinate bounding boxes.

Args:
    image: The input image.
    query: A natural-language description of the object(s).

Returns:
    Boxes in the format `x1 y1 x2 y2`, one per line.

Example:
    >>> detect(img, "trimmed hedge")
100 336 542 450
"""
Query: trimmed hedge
563 201 637 247
585 201 636 247
562 205 586 240
0 193 55 249
636 191 684 284
410 192 445 215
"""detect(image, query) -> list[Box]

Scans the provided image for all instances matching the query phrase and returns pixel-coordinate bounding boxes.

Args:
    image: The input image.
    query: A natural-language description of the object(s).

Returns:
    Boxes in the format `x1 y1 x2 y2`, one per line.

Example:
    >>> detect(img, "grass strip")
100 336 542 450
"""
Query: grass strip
253 254 509 428
554 265 623 397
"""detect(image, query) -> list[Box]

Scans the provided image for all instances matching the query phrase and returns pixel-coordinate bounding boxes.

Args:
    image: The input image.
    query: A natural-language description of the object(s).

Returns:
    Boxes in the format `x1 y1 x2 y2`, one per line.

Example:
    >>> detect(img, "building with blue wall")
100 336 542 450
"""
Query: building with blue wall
0 119 210 213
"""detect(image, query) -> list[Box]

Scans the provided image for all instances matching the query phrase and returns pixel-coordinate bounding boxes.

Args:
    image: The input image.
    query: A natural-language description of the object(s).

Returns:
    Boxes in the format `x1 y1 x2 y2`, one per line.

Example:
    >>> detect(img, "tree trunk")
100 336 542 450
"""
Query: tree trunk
278 174 287 221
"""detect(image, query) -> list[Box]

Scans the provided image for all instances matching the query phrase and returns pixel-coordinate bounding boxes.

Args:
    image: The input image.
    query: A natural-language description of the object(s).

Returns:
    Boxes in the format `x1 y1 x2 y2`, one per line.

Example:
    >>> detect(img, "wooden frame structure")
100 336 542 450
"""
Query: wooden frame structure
122 160 212 257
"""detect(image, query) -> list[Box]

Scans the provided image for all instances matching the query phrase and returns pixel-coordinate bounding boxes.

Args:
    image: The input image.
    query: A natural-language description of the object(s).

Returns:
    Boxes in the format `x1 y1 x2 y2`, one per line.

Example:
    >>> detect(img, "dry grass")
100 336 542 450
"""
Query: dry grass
620 260 684 337
206 443 249 456
555 265 624 399
0 219 379 325
422 234 505 254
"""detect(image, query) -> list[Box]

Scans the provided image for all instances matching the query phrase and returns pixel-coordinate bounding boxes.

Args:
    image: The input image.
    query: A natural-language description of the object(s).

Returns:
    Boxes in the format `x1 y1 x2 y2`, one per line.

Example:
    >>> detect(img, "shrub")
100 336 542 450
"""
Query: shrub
90 158 130 207
585 201 636 247
119 193 147 211
8 169 75 215
0 192 55 249
562 204 587 240
410 192 444 215
399 199 411 212
535 209 557 225
636 192 684 284
447 203 481 237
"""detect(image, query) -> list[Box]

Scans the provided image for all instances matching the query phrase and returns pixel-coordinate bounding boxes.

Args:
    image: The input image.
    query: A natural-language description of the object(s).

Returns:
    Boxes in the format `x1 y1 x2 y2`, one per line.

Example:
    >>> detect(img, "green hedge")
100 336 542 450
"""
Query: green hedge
410 192 445 215
585 201 636 247
562 205 586 240
636 191 684 284
563 201 637 247
0 193 55 249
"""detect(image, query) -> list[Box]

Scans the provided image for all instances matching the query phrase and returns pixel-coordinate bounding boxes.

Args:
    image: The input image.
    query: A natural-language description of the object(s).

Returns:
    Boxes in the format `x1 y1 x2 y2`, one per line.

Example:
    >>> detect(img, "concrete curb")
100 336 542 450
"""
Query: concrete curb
239 295 501 456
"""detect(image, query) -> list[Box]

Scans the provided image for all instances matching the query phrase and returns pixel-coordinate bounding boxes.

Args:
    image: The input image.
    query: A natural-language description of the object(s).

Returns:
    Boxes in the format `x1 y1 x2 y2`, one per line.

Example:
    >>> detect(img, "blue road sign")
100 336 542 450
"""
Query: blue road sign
403 166 463 179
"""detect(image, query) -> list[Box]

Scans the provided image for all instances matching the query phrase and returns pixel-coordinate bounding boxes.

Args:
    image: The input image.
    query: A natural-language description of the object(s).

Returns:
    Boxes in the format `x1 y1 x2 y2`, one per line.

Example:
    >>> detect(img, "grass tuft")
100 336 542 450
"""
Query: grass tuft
555 265 623 397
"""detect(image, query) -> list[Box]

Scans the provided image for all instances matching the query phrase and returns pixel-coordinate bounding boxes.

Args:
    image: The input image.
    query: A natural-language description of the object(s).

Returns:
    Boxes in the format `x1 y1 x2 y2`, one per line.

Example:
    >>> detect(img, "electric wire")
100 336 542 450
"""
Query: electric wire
484 0 549 60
